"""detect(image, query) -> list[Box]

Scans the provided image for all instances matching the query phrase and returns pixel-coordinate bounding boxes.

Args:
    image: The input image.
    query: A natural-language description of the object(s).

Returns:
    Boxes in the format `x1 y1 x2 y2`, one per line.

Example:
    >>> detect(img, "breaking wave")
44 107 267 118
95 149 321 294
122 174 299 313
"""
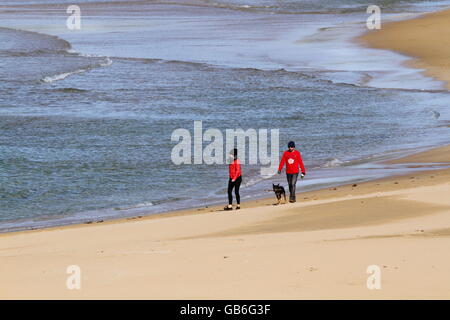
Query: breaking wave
41 57 113 83
0 27 113 83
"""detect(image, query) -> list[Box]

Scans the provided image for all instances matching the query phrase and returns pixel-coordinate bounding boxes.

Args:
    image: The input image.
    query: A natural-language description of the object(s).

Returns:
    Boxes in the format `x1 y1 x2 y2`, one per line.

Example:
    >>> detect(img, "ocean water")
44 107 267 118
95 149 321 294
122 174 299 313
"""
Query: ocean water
1 0 450 231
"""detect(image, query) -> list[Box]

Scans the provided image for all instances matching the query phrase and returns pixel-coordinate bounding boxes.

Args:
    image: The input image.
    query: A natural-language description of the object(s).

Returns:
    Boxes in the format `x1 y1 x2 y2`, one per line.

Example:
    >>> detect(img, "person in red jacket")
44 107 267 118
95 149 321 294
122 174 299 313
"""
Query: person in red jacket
224 148 242 211
278 141 306 203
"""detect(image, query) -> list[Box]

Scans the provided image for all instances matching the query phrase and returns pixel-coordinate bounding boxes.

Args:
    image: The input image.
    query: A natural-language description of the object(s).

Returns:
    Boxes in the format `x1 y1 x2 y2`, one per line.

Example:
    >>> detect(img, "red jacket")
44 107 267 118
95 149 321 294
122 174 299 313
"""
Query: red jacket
229 159 242 181
278 149 306 174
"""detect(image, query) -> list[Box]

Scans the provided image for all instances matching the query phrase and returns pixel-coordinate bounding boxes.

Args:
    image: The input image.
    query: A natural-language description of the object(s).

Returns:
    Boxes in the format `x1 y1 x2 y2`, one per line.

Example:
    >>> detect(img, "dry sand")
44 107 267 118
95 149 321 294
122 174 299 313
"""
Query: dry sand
1 143 449 299
2 11 450 299
360 9 450 89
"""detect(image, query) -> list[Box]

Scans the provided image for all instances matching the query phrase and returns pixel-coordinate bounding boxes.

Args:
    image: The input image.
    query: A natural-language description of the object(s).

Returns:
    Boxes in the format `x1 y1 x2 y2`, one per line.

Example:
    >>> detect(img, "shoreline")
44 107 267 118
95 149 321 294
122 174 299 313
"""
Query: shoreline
359 8 450 90
1 141 449 236
1 144 450 298
1 143 449 236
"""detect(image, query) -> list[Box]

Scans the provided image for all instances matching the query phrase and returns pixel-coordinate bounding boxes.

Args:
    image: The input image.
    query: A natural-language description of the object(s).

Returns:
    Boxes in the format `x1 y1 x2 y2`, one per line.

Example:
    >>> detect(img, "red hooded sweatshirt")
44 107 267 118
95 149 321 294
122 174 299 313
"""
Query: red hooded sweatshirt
229 158 242 181
278 149 306 174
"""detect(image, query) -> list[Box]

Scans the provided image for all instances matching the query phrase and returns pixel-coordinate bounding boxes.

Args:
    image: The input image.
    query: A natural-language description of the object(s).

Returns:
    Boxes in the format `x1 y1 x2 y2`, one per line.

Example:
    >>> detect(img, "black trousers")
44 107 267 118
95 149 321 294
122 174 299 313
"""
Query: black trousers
286 173 299 201
228 176 242 205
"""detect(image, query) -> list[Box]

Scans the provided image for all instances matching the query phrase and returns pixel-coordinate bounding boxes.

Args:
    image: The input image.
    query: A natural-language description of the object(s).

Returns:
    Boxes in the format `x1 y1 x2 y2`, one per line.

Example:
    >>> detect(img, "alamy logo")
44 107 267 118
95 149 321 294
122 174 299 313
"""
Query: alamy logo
366 265 381 290
66 5 81 30
366 5 381 30
66 265 81 290
171 121 280 176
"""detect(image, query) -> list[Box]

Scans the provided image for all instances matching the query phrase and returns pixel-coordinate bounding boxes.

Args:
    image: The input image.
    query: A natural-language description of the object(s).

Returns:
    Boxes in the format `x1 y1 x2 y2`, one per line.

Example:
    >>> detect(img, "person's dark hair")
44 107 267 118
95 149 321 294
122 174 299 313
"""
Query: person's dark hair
232 148 238 159
288 141 295 148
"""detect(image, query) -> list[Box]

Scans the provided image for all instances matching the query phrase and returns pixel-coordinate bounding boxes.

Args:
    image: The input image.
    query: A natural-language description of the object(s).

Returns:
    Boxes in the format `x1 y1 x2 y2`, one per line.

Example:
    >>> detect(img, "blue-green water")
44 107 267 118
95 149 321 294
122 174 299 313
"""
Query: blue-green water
1 0 450 231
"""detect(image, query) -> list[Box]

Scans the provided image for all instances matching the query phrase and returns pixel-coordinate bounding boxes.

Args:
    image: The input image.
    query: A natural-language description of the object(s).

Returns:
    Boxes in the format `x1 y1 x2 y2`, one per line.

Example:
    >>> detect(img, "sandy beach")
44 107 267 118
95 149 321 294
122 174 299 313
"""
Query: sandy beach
1 143 450 299
2 4 450 300
360 8 450 89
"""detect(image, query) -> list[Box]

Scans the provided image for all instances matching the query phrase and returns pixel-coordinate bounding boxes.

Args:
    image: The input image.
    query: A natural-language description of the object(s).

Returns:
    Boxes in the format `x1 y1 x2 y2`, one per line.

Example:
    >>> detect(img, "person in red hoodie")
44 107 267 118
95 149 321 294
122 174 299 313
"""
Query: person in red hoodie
278 141 306 203
224 148 242 211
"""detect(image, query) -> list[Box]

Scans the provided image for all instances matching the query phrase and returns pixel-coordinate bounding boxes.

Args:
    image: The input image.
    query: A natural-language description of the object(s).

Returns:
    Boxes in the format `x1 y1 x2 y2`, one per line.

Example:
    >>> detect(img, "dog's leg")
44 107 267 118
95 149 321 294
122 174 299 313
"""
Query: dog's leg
283 192 286 204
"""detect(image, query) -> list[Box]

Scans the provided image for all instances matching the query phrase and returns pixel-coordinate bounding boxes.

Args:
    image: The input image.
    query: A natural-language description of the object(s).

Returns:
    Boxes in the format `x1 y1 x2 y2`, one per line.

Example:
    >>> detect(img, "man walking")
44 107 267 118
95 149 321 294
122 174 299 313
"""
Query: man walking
277 141 306 203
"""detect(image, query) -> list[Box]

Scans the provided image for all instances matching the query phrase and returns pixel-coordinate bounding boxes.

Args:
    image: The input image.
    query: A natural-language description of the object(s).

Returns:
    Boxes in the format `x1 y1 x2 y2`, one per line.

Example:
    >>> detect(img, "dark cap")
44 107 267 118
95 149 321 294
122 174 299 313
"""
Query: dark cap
288 141 295 148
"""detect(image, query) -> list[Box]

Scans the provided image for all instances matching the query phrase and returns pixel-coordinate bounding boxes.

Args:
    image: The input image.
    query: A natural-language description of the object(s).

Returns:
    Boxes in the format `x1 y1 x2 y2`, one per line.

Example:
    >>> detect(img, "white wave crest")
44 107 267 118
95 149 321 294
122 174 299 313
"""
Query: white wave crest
42 69 86 83
129 201 154 208
100 57 113 67
117 201 154 210
41 57 113 83
323 158 344 168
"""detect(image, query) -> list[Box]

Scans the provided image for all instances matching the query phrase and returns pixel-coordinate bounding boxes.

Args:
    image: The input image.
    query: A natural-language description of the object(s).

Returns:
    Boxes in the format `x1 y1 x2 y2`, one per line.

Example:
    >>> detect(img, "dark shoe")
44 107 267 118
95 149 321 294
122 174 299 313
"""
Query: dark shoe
224 205 233 211
235 205 240 210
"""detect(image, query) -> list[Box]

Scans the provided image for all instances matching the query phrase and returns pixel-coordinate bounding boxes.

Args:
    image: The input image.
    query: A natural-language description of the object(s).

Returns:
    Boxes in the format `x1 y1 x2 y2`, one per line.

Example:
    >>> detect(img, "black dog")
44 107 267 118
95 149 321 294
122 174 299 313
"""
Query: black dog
272 184 286 205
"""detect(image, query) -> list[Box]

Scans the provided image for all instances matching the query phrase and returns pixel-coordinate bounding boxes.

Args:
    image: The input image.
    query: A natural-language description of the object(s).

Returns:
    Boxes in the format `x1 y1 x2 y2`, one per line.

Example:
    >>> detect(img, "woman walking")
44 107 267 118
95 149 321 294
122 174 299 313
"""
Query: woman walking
224 148 242 211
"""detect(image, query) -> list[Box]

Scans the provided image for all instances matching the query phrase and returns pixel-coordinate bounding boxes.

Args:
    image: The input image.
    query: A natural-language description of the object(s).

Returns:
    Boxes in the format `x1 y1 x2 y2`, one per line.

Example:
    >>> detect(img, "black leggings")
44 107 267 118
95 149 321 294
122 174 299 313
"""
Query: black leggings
228 176 242 205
